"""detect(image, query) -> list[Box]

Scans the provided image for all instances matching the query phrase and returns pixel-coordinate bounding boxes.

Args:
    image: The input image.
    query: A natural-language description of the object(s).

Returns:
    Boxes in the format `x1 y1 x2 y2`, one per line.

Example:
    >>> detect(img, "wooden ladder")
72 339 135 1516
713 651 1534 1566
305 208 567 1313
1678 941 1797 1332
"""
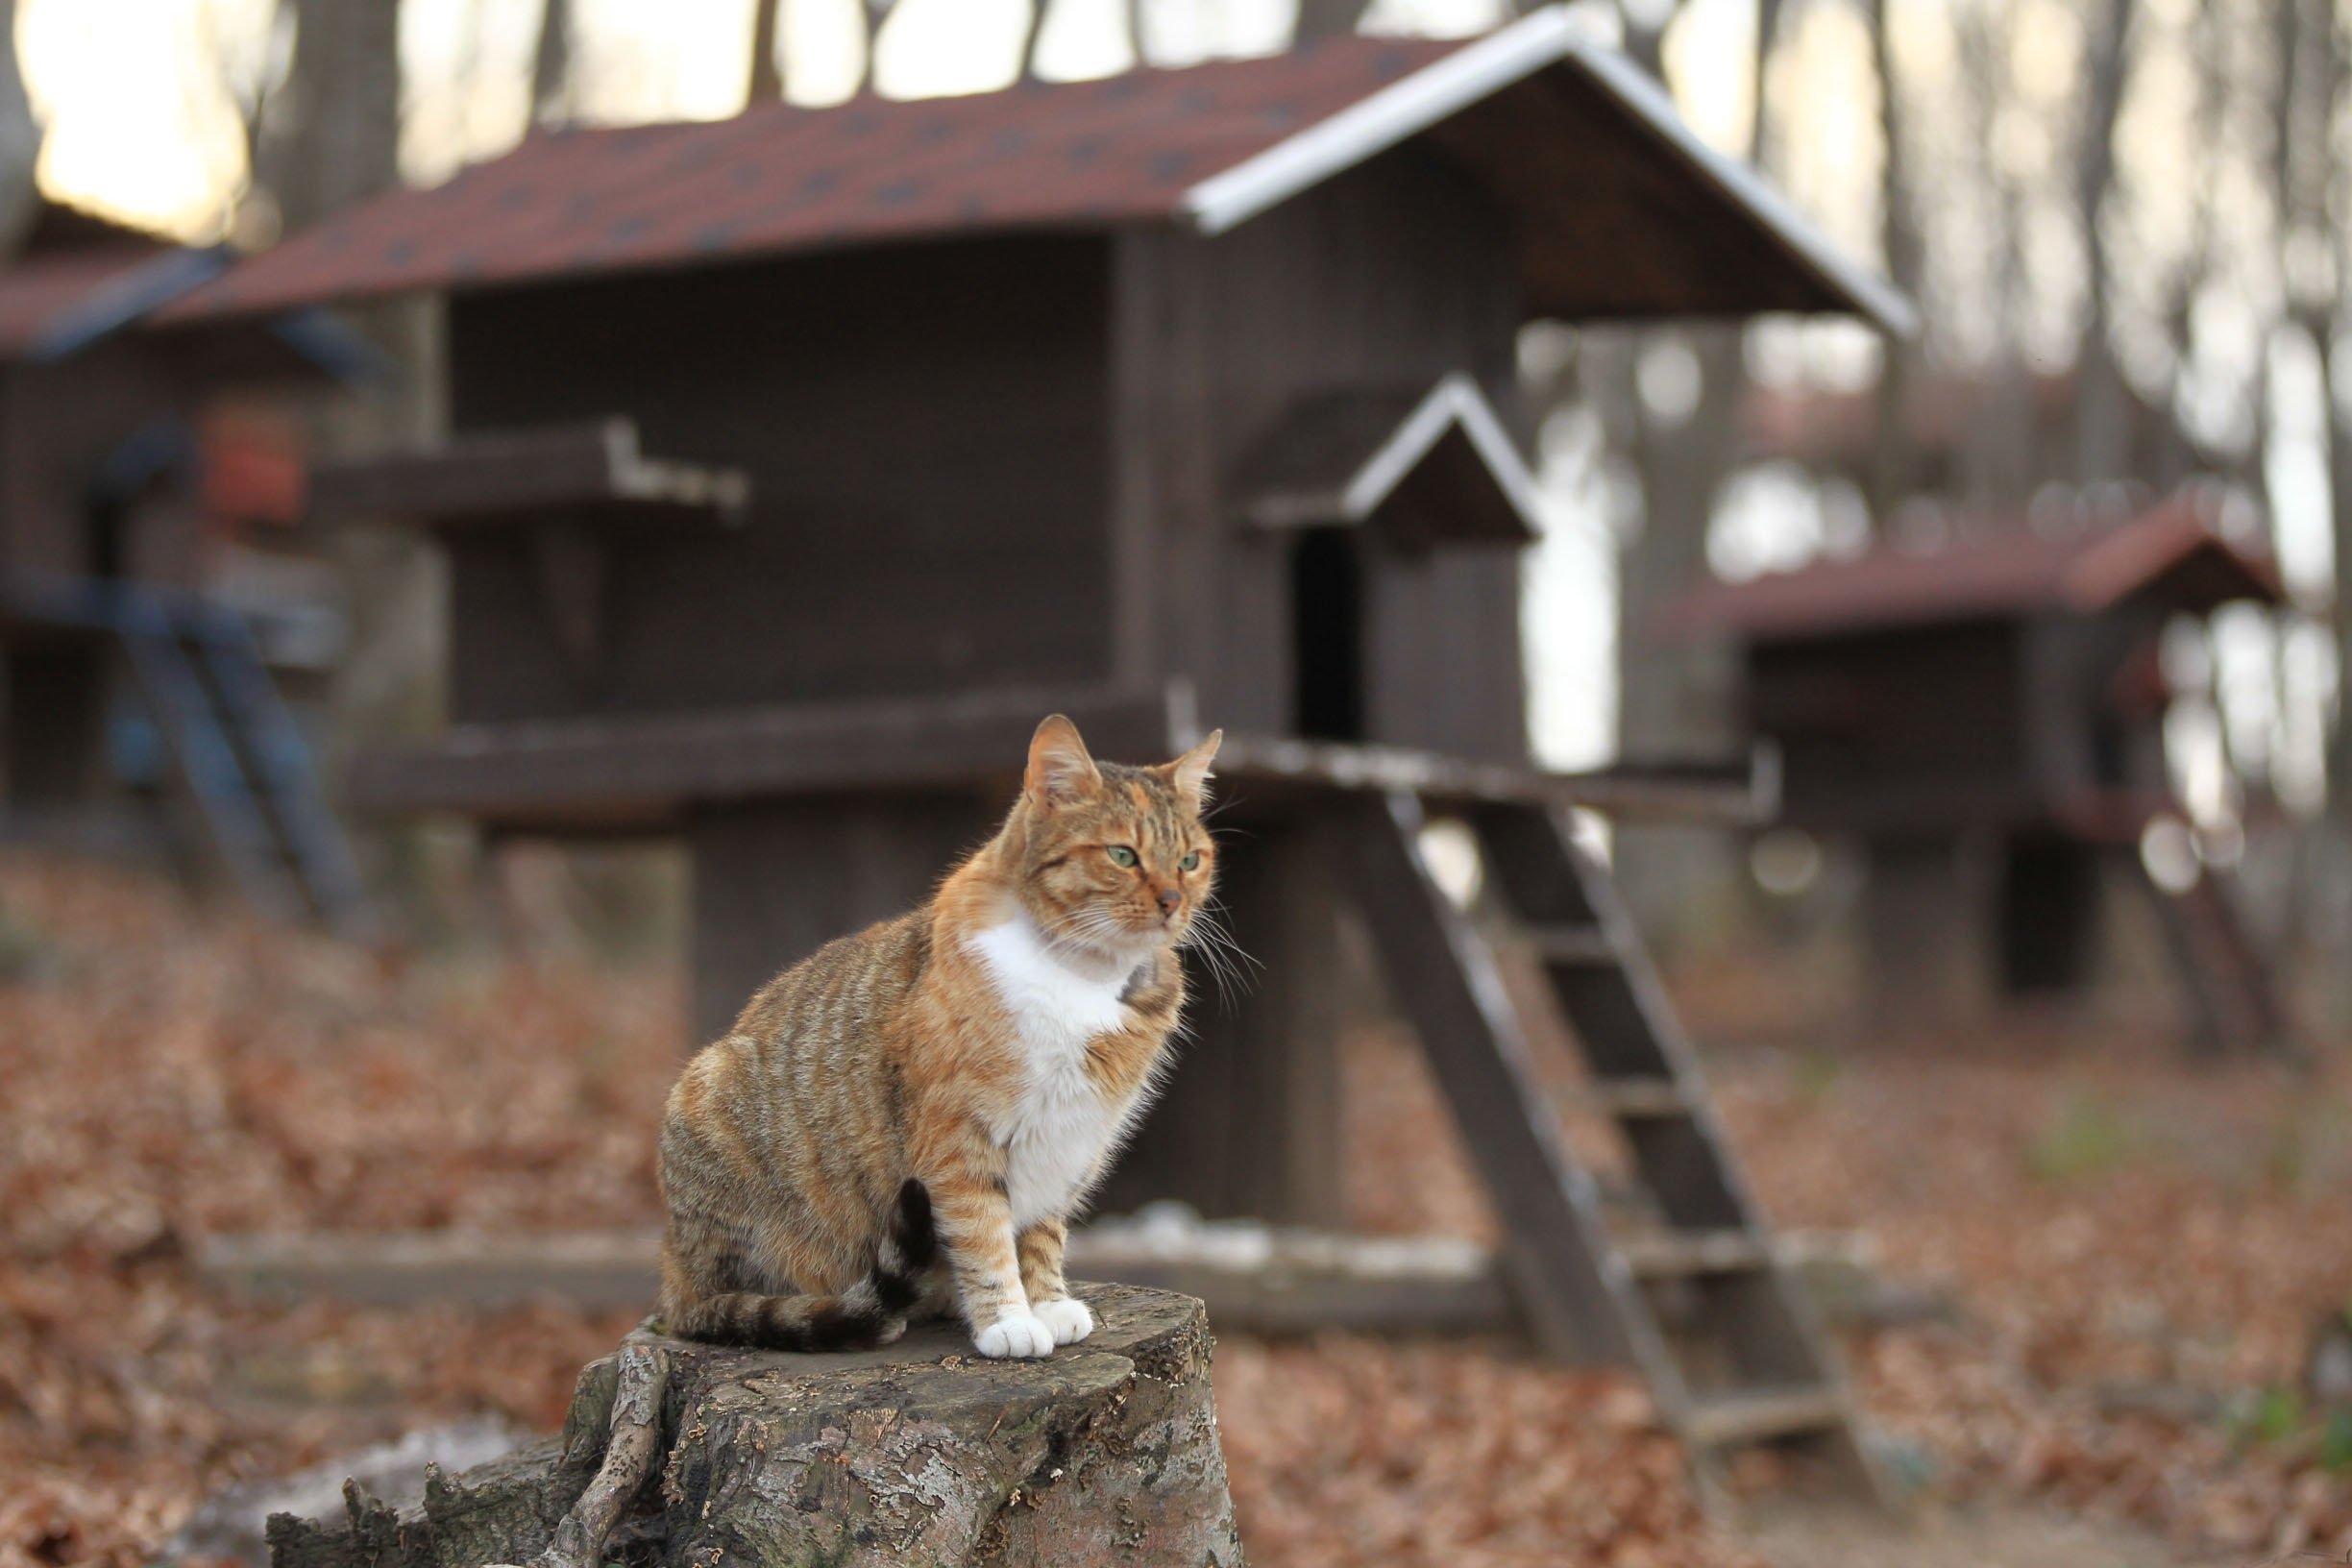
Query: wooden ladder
2138 858 2298 1062
1337 790 1884 1505
10 576 380 944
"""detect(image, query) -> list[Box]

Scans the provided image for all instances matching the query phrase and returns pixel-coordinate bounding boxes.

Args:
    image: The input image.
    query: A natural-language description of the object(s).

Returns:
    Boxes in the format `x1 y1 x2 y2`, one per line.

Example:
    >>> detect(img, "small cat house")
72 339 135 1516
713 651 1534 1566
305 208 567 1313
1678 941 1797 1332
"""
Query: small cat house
1661 495 2292 1048
0 199 376 927
170 12 1903 1220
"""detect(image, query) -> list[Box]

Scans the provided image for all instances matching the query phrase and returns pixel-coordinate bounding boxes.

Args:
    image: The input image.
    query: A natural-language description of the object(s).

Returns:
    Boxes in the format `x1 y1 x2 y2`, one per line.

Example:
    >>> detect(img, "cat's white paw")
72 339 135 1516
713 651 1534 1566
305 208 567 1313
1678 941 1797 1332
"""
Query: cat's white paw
1033 1296 1093 1347
974 1312 1057 1360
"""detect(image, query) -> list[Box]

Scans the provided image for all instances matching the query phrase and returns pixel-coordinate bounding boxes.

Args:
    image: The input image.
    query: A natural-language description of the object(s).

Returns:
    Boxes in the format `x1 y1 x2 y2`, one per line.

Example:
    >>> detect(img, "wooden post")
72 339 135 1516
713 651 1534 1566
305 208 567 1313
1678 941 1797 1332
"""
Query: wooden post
685 795 994 1043
1097 817 1347 1226
1859 832 1984 1032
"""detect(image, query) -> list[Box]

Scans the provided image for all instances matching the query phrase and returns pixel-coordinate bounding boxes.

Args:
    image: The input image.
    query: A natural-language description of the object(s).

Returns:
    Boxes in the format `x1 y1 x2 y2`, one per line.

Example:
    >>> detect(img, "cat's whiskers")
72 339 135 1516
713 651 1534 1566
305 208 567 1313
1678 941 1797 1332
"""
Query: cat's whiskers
1175 899 1258 1014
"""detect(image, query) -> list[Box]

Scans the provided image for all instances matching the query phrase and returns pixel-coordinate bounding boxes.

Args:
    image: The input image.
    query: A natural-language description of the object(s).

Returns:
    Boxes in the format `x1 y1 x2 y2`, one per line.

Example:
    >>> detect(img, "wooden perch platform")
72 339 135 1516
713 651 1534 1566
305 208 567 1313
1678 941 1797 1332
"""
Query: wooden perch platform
345 681 1778 831
307 417 750 530
266 1283 1241 1568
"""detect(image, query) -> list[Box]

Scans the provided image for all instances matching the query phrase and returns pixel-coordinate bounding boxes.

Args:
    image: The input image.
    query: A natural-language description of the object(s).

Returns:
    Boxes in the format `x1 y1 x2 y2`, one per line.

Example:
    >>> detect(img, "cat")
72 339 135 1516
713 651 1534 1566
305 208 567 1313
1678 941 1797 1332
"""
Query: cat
655 714 1222 1360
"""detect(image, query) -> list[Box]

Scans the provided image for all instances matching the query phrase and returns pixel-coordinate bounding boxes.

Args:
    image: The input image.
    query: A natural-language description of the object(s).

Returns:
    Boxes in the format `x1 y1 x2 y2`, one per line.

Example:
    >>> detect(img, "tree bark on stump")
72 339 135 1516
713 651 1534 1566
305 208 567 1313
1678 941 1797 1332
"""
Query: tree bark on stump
265 1284 1242 1568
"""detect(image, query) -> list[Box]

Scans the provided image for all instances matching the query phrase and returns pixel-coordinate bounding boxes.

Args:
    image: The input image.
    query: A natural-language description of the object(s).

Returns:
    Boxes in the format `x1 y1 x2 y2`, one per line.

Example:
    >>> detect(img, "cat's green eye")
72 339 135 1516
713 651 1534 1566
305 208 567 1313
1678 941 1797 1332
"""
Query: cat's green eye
1180 851 1200 871
1107 845 1139 868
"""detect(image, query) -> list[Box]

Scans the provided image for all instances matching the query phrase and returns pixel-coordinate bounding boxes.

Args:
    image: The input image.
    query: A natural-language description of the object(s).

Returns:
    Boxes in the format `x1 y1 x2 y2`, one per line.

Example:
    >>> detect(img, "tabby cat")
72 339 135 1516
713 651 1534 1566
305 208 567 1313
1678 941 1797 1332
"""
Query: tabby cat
655 715 1222 1360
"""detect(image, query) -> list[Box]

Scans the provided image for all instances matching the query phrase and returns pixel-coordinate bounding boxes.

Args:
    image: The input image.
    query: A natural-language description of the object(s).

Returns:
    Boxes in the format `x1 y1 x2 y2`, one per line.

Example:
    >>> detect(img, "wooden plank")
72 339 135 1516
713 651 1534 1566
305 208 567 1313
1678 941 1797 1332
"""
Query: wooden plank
1335 788 1655 1368
1682 1386 1846 1448
309 417 749 527
352 706 1777 831
194 1223 1516 1337
1220 734 1777 822
1616 1230 1770 1278
1554 1078 1693 1118
347 683 1183 824
199 1227 665 1311
1519 923 1617 964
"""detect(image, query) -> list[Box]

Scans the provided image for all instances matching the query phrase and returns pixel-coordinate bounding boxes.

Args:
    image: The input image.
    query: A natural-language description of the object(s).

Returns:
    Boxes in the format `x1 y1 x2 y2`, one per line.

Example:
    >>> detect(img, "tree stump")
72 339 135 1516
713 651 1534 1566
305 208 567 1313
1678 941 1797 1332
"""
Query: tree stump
266 1283 1243 1568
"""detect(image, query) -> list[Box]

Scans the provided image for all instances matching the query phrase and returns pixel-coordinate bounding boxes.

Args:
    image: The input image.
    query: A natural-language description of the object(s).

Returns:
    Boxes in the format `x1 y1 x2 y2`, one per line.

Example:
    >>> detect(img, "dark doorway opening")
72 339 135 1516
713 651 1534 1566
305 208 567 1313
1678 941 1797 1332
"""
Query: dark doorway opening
1290 527 1364 742
1998 830 2102 994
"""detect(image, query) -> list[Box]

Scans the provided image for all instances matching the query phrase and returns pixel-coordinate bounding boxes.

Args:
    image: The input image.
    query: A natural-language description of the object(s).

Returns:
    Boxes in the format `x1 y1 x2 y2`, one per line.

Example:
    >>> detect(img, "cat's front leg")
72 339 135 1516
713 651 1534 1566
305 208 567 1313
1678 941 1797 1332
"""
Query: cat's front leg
1017 1216 1092 1346
923 1139 1054 1359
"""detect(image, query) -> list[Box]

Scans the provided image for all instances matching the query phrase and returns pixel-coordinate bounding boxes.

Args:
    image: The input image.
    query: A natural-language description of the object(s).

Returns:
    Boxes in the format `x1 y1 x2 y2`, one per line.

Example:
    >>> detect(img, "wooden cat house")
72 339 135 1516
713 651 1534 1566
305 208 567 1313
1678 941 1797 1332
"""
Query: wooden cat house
0 200 378 934
1662 495 2293 1053
171 11 1911 1490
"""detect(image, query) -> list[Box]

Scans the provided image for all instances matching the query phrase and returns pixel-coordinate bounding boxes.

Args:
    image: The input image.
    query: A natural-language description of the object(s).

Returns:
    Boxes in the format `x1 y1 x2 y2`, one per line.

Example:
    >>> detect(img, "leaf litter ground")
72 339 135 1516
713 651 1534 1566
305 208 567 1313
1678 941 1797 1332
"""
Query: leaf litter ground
1 854 2346 1568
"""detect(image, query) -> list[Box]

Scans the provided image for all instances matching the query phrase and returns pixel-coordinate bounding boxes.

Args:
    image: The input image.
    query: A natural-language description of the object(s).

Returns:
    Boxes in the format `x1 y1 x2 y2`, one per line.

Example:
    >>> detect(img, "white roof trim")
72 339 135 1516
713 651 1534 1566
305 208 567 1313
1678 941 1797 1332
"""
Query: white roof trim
1181 8 1596 239
1177 6 1916 337
1558 39 1919 338
1338 374 1543 531
1241 373 1543 538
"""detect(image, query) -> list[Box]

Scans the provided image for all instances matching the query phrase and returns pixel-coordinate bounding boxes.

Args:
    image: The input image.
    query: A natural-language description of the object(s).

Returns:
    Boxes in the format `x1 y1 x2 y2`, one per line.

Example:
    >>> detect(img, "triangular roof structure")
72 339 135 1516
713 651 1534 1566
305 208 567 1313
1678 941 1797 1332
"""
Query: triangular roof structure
0 197 381 380
1659 494 2288 641
1234 374 1541 546
161 10 1910 332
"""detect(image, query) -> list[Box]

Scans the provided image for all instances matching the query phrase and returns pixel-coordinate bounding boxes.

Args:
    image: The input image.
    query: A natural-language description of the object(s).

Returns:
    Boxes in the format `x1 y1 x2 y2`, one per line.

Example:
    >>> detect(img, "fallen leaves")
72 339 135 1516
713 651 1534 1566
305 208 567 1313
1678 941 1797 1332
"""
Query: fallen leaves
3 851 2350 1567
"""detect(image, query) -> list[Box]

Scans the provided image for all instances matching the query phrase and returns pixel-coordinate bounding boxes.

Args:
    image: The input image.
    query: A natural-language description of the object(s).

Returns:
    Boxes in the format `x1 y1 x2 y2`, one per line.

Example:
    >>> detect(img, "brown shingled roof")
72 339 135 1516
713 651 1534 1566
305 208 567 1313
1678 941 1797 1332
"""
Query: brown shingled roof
1659 495 2288 641
0 199 170 357
162 13 1910 331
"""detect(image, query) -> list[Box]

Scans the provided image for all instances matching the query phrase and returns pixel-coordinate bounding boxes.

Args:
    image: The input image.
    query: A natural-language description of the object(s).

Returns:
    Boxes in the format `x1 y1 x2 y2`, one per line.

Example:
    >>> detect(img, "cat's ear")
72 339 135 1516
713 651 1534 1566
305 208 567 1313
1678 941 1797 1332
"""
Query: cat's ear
1162 729 1222 810
1025 714 1101 810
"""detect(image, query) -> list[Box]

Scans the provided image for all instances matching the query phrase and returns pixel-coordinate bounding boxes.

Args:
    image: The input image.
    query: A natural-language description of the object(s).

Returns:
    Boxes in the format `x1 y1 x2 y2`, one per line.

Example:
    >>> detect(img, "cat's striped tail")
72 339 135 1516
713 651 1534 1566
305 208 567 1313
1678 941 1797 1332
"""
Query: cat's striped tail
666 1179 938 1352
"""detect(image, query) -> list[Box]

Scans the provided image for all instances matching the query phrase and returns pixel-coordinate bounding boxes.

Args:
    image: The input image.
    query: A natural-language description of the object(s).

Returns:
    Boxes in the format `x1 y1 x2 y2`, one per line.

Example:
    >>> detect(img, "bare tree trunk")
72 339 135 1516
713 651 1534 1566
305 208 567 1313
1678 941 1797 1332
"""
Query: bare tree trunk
1292 0 1375 43
269 1287 1239 1568
1605 1 1746 940
258 0 403 230
746 0 783 104
2303 2 2352 856
1020 0 1052 79
2330 327 2352 849
2070 0 2133 483
531 0 571 124
1866 0 1921 527
1127 0 1150 62
0 0 38 257
1959 3 2037 509
854 1 895 95
259 0 447 926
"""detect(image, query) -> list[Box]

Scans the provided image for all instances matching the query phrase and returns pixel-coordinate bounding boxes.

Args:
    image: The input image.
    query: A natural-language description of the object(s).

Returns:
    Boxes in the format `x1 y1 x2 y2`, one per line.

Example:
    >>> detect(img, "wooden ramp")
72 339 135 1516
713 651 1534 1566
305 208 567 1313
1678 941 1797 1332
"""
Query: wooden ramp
5 577 378 943
1338 790 1885 1505
2136 859 2299 1062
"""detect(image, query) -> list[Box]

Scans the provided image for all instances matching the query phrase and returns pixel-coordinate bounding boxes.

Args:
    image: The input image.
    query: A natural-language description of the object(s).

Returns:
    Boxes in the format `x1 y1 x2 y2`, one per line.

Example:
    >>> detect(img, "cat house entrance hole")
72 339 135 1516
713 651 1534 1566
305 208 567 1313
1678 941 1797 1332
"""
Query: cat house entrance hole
1290 526 1364 743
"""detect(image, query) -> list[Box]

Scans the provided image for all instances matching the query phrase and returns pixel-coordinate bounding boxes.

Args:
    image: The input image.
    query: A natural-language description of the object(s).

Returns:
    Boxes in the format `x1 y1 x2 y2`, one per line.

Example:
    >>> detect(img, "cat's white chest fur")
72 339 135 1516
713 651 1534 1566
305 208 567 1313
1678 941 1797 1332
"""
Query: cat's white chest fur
967 914 1139 1229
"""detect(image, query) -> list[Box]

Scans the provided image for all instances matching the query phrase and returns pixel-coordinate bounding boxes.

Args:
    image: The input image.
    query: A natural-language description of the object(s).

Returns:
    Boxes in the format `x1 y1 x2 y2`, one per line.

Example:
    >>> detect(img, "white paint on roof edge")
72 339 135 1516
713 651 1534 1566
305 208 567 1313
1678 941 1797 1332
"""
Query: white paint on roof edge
1177 5 1918 337
1180 8 1594 237
1560 38 1919 337
1338 373 1544 532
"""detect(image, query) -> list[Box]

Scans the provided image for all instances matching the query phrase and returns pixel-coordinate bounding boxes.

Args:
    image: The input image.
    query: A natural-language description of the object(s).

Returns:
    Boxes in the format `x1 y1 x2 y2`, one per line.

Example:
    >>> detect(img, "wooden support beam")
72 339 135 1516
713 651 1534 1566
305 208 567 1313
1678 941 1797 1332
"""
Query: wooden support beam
347 685 1185 826
308 417 750 529
1099 819 1346 1227
349 696 1774 833
192 1223 1518 1337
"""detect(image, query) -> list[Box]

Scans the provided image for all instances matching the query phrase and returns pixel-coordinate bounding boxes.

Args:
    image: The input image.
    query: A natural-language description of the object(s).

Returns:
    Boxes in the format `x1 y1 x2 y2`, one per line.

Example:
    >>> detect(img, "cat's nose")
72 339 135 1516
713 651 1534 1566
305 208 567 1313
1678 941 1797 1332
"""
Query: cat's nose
1154 886 1182 916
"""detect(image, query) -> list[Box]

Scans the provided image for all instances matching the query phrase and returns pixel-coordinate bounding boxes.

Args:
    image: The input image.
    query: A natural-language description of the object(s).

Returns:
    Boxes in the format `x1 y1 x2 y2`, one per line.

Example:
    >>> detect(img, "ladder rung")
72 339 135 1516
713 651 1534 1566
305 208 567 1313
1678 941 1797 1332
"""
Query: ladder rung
1521 923 1618 965
1555 1077 1692 1118
1682 1385 1847 1447
1617 1230 1770 1278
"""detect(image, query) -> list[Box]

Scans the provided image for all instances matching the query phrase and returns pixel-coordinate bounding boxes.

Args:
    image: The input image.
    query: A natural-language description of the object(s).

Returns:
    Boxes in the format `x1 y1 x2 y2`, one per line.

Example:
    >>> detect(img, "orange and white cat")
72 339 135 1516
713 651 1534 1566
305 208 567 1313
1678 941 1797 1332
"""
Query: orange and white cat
655 715 1221 1359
